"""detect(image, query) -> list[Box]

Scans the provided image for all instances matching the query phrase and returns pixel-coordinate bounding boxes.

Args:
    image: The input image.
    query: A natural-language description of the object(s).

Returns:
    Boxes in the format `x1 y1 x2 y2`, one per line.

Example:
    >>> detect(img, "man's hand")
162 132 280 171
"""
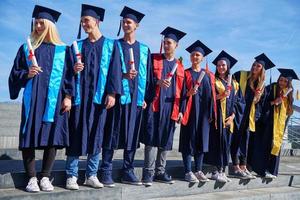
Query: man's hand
105 94 116 109
123 69 138 80
74 62 84 73
157 79 171 89
61 95 72 113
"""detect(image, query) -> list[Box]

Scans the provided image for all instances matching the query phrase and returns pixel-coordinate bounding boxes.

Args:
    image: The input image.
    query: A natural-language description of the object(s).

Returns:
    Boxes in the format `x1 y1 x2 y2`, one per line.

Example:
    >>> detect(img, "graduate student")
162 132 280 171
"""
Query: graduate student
250 68 298 178
230 53 275 179
8 5 72 192
65 4 122 190
140 27 186 186
179 40 213 183
204 51 244 183
101 6 153 186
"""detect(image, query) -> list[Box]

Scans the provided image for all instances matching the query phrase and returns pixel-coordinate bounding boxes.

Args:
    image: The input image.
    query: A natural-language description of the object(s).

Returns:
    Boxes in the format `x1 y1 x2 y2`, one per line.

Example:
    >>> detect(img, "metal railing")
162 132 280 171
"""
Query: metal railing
286 117 300 149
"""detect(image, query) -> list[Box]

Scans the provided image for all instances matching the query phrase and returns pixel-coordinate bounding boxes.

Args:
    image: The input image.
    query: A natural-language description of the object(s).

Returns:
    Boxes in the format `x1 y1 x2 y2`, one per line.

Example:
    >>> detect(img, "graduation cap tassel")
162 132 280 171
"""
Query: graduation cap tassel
269 68 272 84
297 90 300 100
77 22 81 40
205 58 209 72
31 19 33 33
159 35 163 54
117 20 122 37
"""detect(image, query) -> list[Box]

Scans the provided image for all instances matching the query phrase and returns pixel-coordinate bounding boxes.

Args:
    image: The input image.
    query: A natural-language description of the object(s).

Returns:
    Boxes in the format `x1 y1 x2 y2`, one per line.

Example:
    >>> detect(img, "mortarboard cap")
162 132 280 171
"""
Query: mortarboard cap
32 5 61 23
278 68 299 80
186 40 212 57
81 4 105 21
120 6 145 23
212 50 237 68
161 26 186 42
254 53 275 70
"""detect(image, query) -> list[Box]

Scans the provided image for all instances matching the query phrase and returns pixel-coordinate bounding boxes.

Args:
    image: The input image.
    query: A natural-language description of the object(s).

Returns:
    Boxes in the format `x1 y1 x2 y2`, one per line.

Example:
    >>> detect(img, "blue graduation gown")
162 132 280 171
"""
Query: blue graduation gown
204 78 243 167
8 43 73 150
102 39 153 151
66 37 122 156
140 56 181 151
179 68 212 154
230 71 263 164
250 83 286 176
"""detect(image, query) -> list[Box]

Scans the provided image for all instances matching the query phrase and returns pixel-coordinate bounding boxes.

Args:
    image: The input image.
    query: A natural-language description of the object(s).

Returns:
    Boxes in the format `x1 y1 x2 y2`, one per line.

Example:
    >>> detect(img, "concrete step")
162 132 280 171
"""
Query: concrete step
0 177 299 200
149 185 300 200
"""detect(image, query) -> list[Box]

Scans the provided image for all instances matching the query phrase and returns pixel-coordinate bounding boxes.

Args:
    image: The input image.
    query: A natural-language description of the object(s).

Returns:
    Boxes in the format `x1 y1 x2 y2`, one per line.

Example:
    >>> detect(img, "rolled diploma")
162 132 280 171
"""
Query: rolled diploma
26 37 38 67
166 63 178 81
194 71 206 90
129 48 135 70
72 41 82 64
283 87 293 97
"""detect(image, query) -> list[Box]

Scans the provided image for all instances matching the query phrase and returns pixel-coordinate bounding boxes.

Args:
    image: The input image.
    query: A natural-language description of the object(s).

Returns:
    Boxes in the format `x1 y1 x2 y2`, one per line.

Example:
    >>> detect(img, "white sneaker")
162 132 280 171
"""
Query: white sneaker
195 171 210 182
265 171 277 179
25 177 40 193
84 176 103 188
222 173 232 182
184 172 199 183
66 176 79 190
39 177 54 191
211 172 227 183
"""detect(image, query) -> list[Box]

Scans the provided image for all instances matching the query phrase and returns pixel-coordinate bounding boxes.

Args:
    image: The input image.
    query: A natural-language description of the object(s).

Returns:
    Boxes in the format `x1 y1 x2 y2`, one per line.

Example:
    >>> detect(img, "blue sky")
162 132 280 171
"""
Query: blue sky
1 0 300 108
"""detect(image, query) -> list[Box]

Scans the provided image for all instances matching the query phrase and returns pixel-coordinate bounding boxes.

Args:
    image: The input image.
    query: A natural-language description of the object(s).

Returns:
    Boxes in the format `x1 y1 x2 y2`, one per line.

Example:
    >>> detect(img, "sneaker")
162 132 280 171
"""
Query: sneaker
25 177 40 193
184 172 199 183
154 172 175 184
195 171 210 182
142 170 153 186
222 173 232 182
231 170 249 179
121 170 142 186
211 172 227 183
84 176 104 188
100 171 115 188
39 177 54 191
244 169 256 179
264 171 277 179
66 176 79 190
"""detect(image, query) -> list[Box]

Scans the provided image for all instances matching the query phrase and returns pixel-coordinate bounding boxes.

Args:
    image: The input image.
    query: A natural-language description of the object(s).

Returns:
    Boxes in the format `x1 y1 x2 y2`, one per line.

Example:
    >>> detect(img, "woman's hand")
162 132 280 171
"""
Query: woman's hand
177 112 183 124
27 66 42 78
225 113 235 127
272 97 282 106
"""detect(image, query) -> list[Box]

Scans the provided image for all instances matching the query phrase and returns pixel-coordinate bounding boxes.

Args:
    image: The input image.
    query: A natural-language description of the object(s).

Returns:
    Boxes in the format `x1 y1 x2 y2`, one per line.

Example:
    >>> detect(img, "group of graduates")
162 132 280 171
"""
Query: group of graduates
8 4 299 193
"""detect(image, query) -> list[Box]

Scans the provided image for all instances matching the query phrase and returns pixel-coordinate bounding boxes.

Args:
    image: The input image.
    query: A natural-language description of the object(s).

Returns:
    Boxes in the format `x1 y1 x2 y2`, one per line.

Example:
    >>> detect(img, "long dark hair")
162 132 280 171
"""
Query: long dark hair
215 60 231 79
276 75 294 116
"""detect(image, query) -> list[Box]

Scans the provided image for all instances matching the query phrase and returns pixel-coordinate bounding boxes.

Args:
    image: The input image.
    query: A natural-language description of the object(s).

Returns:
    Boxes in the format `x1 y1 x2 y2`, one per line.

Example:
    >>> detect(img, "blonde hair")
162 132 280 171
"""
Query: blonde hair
249 62 266 91
30 19 64 49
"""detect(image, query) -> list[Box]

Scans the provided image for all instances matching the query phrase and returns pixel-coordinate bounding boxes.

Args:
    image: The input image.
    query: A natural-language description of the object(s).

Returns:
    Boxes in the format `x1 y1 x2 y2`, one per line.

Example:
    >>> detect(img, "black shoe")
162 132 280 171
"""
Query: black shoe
154 172 175 184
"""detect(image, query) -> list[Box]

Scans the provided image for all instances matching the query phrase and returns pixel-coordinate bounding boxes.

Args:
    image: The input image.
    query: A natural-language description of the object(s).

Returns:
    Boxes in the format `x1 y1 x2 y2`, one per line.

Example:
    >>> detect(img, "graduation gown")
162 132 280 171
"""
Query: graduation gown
230 71 265 164
250 83 289 176
140 55 184 151
9 43 73 150
102 39 153 151
204 78 244 167
179 68 212 154
66 37 122 156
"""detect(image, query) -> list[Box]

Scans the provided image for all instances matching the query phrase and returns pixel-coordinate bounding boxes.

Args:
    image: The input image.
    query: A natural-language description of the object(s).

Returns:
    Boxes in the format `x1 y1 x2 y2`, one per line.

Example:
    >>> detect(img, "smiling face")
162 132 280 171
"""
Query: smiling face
278 76 289 89
190 51 203 66
81 16 99 34
163 38 177 54
216 59 228 76
251 61 263 76
34 19 46 35
122 18 138 34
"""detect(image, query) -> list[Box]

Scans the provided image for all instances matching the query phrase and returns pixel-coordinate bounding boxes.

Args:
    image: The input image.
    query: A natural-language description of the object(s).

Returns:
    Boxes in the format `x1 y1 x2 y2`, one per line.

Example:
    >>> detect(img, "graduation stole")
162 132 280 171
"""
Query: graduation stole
152 54 184 121
181 69 195 125
117 41 148 106
215 78 238 133
22 43 66 133
272 84 289 156
206 69 218 129
238 71 256 132
73 38 114 105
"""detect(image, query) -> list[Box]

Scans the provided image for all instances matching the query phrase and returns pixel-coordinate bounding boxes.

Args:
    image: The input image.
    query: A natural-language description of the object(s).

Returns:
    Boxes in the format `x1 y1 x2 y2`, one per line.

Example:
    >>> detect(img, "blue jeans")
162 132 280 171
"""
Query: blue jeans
66 153 100 178
182 153 204 174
